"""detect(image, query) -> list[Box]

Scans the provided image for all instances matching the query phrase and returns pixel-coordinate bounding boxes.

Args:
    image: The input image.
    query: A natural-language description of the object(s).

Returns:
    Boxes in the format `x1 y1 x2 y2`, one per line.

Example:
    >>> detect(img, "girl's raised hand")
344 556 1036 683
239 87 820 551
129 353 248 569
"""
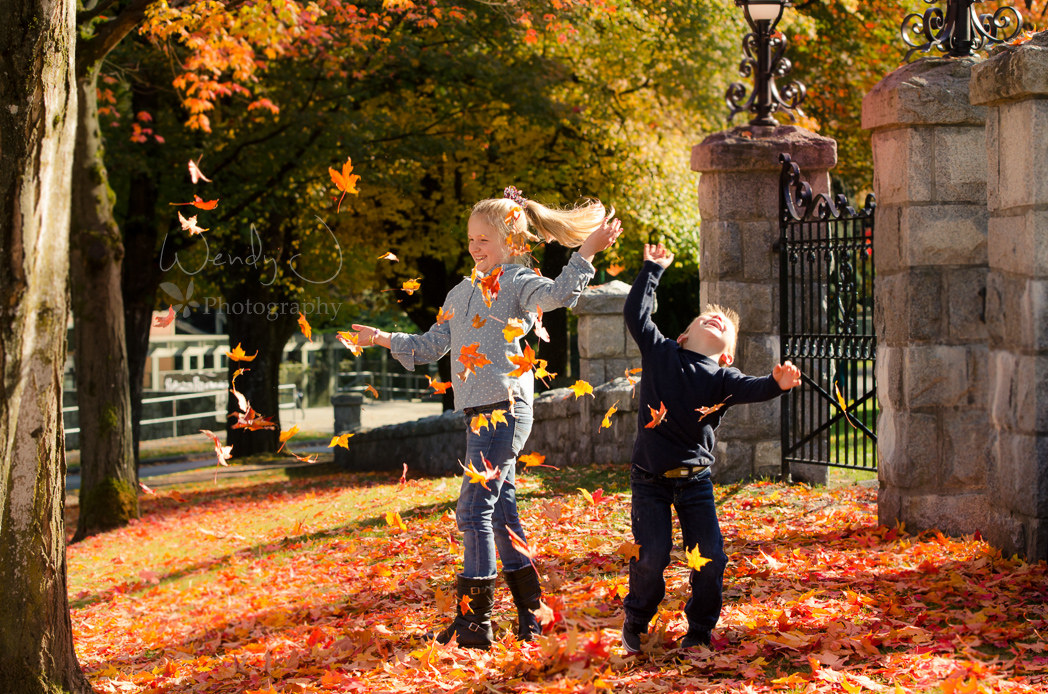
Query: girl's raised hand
578 216 623 263
643 243 674 268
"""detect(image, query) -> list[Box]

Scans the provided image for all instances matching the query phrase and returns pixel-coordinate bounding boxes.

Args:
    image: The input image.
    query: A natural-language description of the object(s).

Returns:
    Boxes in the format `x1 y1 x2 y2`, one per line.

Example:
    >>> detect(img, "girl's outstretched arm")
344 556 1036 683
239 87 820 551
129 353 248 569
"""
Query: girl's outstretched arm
349 324 391 349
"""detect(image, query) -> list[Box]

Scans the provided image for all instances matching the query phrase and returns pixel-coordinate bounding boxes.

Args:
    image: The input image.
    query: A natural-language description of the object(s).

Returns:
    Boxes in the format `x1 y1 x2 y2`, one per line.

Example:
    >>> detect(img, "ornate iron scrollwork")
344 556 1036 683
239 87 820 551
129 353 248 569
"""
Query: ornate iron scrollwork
727 25 806 125
901 0 1022 61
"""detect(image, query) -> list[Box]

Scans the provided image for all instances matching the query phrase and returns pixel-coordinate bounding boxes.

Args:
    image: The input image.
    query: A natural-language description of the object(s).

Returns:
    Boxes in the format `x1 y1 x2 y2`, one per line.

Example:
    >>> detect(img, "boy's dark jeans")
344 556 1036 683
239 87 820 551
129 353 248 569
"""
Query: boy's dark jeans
623 467 728 637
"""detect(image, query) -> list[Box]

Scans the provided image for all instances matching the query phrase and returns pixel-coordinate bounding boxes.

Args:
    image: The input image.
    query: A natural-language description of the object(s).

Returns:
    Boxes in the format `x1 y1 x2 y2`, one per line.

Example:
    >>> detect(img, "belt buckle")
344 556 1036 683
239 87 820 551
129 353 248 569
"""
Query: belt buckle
665 467 689 478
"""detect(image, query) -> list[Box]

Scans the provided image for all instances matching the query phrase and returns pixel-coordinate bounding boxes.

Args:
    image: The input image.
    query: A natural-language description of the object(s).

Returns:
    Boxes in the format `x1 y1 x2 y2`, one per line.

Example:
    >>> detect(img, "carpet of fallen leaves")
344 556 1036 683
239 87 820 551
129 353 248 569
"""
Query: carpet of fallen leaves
67 463 1048 694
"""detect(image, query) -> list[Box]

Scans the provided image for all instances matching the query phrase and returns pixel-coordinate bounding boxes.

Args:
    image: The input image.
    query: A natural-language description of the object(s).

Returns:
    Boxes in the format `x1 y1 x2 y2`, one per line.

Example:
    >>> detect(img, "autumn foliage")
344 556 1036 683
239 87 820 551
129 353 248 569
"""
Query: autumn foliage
67 465 1047 693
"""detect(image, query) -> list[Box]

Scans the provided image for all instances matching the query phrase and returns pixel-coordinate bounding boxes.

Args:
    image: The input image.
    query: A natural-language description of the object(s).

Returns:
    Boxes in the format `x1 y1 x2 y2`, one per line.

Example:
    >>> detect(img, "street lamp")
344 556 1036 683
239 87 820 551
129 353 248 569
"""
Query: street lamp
726 0 806 127
901 0 1022 60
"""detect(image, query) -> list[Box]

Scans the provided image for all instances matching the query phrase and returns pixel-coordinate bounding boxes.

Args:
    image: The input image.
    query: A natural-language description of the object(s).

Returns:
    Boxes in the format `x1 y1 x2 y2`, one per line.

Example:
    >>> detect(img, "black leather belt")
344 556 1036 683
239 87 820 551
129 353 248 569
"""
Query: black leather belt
463 400 511 417
662 466 709 478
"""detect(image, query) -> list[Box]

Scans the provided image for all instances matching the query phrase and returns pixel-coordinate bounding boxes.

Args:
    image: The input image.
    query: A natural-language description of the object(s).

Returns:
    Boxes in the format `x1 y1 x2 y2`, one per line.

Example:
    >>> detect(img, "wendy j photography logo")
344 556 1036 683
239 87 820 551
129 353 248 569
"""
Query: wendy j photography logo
158 217 344 322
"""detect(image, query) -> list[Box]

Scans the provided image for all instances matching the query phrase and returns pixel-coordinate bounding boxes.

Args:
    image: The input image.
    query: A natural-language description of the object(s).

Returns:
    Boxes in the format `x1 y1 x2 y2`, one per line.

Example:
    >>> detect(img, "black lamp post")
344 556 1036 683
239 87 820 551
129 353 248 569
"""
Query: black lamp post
901 0 1022 60
727 0 806 127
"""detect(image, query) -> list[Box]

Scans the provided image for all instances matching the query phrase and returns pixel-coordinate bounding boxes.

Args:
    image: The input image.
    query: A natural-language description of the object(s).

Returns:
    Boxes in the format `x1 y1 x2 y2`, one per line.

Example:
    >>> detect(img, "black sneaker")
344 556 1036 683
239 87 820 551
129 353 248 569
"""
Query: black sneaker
679 630 711 649
621 623 644 654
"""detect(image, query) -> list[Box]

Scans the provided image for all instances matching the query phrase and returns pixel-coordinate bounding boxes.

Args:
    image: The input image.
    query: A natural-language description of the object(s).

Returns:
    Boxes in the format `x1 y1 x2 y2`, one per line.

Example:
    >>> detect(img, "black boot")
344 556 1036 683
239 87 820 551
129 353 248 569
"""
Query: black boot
503 565 544 641
435 575 495 649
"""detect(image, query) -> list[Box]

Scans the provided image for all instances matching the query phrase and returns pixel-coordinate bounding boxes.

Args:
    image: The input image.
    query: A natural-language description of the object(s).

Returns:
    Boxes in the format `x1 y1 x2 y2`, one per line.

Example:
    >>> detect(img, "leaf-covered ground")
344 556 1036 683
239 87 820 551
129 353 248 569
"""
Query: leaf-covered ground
67 463 1048 693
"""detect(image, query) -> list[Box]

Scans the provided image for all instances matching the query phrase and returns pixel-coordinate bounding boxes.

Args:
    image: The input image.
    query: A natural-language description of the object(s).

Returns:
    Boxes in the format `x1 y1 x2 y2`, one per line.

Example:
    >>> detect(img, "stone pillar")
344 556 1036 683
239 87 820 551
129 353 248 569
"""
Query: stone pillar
574 280 641 385
862 59 997 539
692 125 835 483
970 32 1048 561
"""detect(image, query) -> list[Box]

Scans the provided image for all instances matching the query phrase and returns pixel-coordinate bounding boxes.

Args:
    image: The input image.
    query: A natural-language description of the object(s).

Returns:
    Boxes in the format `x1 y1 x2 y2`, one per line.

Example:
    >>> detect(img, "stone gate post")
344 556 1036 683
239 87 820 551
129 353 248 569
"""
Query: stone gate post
970 33 1048 560
692 125 836 483
863 59 1000 540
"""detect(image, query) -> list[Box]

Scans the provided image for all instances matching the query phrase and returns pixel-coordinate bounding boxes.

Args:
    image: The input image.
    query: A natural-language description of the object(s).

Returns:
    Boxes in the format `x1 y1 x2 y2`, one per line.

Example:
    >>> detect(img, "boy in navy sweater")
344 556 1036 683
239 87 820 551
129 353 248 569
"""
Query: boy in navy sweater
621 243 801 653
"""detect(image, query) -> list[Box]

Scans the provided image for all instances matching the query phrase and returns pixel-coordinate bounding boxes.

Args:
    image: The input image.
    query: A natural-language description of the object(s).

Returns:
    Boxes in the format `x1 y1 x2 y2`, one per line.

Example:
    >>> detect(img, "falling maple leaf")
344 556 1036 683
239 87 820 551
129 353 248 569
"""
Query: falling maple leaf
459 594 472 616
435 307 453 324
188 158 211 183
289 451 319 464
328 156 360 212
476 267 503 307
534 359 557 385
568 380 594 399
328 432 354 449
425 374 452 394
460 455 499 490
230 367 248 391
277 425 300 453
226 342 258 362
138 482 156 495
686 544 713 571
644 401 668 429
507 343 540 378
378 251 399 262
599 401 619 432
834 381 859 429
385 511 407 532
457 343 492 381
177 211 208 236
533 307 550 342
519 451 557 470
199 429 232 467
696 396 731 421
400 278 421 295
489 409 508 429
502 318 526 342
297 313 312 342
398 463 408 487
364 384 379 398
507 527 538 561
336 330 364 357
469 413 489 435
153 306 175 328
169 194 219 210
471 314 487 329
606 263 625 276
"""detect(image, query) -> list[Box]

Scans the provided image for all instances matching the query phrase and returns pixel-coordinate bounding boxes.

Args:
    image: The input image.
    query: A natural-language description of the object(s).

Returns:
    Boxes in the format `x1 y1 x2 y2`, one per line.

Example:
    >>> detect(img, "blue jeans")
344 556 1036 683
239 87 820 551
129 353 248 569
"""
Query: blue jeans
623 467 728 636
458 399 534 579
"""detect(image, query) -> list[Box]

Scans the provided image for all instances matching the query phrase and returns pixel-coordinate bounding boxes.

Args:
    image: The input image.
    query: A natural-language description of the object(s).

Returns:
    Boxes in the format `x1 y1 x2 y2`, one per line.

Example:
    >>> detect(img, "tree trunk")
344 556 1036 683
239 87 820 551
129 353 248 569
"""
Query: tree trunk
225 289 297 456
121 83 164 471
0 0 93 688
70 64 139 541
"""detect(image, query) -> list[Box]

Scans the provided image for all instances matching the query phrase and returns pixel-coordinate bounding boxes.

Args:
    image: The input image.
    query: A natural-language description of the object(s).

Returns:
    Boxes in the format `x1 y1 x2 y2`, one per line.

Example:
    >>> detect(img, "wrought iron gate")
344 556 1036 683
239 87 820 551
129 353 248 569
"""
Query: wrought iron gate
778 153 877 477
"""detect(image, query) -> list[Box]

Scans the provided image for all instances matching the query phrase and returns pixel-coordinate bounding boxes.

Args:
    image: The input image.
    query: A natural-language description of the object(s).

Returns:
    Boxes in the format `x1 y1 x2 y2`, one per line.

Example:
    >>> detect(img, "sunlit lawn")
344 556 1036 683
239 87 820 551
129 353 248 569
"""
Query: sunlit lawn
67 463 1047 693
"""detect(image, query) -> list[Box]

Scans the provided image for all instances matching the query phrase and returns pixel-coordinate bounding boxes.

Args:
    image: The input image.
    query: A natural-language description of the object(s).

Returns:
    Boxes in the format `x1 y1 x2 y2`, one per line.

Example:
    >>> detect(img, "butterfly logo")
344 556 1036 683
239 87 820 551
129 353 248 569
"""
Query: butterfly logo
160 280 200 317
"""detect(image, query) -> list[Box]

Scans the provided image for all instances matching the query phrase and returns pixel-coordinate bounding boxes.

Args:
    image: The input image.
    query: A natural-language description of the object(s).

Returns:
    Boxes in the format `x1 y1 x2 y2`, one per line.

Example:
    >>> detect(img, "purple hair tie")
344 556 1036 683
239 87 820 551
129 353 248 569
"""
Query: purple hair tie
503 186 527 206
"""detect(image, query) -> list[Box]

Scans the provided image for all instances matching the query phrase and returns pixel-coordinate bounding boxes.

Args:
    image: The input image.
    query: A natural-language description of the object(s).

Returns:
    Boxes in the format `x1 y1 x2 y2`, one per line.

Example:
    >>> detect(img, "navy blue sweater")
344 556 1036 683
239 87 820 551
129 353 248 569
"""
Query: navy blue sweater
624 261 785 475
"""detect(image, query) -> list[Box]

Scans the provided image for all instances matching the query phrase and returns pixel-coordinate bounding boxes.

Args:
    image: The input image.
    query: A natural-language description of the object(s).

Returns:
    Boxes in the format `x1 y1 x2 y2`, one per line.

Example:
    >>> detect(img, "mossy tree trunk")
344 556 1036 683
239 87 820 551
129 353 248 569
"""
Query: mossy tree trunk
70 63 139 541
0 0 93 688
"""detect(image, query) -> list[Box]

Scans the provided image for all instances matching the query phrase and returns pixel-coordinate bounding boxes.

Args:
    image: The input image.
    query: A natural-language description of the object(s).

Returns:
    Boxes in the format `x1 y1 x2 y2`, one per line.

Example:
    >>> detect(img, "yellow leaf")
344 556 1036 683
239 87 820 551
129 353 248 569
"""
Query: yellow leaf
568 380 594 399
503 318 526 342
469 414 489 435
599 401 619 431
685 544 712 571
385 511 407 532
328 432 354 449
226 342 258 362
489 409 508 428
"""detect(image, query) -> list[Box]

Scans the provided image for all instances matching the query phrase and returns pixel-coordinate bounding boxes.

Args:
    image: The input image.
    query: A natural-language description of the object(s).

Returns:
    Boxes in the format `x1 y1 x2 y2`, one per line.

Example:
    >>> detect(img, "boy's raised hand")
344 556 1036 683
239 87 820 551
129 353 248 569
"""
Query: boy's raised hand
773 361 802 390
643 243 674 268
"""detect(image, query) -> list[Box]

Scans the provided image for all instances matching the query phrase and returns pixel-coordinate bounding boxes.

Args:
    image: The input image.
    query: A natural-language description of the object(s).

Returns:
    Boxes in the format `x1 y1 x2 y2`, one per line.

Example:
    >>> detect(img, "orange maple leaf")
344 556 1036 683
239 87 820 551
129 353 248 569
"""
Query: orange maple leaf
599 401 619 431
644 401 668 428
277 424 300 452
457 343 492 381
328 432 354 449
507 527 537 561
460 455 499 490
169 194 218 210
153 306 175 328
519 451 558 470
503 318 526 342
471 314 487 329
364 384 379 398
459 594 472 616
489 409 508 429
507 343 540 378
329 156 360 212
606 263 625 277
226 342 258 362
696 396 730 421
199 429 232 467
400 278 421 295
336 330 364 357
425 375 452 394
378 251 399 262
568 380 594 399
297 313 312 342
435 307 454 324
385 511 407 532
469 413 489 435
616 540 641 562
476 267 503 307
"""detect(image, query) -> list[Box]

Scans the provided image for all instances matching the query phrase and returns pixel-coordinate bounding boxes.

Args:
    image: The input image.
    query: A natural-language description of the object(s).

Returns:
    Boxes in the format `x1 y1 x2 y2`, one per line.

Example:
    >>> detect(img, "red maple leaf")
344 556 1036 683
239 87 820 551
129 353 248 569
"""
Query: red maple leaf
644 402 668 429
457 343 492 381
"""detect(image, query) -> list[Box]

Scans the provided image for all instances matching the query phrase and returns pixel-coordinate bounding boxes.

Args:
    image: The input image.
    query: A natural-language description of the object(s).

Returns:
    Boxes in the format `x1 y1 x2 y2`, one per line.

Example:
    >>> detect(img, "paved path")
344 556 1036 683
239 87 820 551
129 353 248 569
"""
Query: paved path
66 400 443 492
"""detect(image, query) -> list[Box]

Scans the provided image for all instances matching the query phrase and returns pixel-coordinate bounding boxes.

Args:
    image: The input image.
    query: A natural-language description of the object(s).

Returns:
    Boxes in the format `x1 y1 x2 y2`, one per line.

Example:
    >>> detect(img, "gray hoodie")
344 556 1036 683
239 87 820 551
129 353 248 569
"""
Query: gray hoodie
390 252 595 411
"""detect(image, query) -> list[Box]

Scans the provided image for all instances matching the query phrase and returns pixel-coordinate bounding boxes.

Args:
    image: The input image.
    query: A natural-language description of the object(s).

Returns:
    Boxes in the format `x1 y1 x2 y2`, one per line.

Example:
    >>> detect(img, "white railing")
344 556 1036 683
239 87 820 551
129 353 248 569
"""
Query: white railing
63 384 295 446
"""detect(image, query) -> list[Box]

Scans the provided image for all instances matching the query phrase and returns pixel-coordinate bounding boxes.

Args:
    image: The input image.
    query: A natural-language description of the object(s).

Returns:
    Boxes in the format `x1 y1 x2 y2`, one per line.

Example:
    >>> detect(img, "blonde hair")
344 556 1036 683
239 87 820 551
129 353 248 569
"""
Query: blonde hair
470 196 609 266
698 303 741 356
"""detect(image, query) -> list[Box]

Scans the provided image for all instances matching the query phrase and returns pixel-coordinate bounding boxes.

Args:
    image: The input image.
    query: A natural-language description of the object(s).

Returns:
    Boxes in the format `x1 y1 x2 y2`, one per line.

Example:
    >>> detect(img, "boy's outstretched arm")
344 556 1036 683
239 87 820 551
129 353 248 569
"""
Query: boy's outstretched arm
772 361 802 390
623 244 674 353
